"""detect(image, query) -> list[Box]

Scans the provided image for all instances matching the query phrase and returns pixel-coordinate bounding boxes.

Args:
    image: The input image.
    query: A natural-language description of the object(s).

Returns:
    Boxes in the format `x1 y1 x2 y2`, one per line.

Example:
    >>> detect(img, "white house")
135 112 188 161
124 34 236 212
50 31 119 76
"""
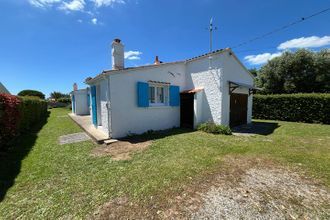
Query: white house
83 38 256 139
70 85 90 115
0 82 10 94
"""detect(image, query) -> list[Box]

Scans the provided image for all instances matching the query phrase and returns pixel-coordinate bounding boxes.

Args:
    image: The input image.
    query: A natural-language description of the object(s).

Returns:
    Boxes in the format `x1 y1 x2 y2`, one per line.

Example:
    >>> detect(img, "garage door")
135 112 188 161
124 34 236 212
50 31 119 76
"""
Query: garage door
230 93 248 127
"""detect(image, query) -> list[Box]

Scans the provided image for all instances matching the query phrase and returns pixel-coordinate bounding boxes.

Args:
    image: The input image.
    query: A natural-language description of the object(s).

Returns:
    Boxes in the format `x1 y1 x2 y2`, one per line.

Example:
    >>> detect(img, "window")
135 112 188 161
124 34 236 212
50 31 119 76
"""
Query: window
148 84 169 106
149 86 155 103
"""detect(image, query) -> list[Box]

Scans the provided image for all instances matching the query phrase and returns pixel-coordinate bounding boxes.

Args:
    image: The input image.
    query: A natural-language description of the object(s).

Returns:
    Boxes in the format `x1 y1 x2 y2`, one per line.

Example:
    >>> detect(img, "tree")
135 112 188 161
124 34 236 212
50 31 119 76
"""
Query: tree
257 49 330 94
248 68 258 77
49 91 69 101
18 90 45 99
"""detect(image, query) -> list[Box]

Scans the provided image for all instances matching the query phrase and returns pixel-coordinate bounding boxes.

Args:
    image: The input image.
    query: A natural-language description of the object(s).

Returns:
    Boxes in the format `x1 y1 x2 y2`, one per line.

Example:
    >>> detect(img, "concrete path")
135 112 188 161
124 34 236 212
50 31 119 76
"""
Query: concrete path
59 132 91 145
68 113 110 144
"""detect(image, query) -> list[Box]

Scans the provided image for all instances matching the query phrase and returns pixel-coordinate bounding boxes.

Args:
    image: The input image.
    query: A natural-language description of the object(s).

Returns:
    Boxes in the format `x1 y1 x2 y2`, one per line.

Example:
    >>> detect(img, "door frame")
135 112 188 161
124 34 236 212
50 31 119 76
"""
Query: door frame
180 93 194 129
72 94 76 113
229 93 248 127
91 85 98 126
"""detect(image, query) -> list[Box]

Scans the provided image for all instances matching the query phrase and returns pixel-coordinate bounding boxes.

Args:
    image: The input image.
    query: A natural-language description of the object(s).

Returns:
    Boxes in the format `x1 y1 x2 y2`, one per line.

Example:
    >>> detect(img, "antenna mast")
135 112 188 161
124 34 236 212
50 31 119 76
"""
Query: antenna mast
208 18 217 53
208 18 217 69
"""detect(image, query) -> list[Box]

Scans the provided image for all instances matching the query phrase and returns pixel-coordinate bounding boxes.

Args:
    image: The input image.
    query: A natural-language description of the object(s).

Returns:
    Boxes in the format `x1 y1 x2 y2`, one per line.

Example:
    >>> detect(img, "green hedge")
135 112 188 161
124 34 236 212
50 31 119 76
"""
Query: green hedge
18 96 48 131
253 94 330 124
0 94 48 150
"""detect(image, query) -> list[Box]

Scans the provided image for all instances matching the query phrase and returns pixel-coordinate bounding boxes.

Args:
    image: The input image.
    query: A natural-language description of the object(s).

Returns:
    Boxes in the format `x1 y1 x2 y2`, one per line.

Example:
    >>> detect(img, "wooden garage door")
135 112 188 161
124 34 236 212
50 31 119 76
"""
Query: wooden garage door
230 93 248 127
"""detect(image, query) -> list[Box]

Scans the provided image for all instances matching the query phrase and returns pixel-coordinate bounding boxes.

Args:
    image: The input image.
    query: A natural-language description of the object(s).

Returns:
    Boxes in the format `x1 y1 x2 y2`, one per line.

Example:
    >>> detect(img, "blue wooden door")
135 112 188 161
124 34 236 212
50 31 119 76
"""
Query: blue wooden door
72 95 76 113
91 86 97 126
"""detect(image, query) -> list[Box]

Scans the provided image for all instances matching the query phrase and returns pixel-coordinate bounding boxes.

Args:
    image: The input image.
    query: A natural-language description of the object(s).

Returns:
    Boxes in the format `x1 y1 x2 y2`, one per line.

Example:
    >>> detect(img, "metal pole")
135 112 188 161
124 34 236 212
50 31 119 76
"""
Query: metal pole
210 18 213 52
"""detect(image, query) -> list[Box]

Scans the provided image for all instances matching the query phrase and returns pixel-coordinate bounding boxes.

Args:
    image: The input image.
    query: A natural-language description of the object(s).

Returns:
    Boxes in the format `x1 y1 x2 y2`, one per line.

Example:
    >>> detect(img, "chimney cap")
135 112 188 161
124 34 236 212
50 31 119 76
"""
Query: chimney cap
113 38 121 43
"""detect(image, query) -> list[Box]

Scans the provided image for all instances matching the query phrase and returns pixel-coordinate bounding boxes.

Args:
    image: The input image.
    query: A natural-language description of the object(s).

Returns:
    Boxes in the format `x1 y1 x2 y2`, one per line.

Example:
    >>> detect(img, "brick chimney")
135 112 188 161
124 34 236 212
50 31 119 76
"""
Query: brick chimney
154 56 160 65
111 38 124 70
73 83 78 91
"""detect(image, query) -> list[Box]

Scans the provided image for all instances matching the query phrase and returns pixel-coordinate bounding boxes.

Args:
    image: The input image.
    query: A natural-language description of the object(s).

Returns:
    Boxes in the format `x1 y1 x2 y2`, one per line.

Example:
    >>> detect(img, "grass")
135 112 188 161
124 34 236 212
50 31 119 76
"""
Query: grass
0 108 329 218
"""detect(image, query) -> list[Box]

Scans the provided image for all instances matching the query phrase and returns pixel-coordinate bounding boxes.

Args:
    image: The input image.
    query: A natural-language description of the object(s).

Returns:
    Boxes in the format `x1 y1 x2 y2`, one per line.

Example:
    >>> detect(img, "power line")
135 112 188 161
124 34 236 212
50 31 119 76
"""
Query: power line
234 47 278 54
230 7 330 49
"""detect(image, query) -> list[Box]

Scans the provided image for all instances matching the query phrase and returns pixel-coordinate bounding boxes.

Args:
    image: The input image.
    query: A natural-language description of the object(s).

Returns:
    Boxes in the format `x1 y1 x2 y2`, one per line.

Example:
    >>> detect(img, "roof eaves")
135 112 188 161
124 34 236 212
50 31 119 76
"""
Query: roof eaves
185 48 229 62
101 60 185 75
85 48 231 83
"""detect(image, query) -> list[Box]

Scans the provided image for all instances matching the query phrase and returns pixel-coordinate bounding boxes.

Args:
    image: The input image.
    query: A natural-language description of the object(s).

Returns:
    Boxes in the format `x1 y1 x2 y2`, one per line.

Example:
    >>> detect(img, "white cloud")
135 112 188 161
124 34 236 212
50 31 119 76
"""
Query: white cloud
244 52 282 65
124 50 142 60
59 0 85 11
91 18 98 24
28 0 125 10
90 0 125 7
77 19 83 23
28 0 62 8
278 36 330 50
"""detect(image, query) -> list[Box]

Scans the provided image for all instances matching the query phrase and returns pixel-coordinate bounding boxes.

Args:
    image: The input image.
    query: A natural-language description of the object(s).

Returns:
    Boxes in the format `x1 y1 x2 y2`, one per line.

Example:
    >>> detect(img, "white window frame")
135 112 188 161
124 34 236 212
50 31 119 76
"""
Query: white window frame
148 83 169 107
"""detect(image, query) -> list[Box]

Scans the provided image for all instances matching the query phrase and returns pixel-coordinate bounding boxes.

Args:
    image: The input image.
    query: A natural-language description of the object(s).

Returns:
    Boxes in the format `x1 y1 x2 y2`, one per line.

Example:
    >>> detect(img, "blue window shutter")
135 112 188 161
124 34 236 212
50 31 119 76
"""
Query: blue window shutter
137 82 149 107
170 85 180 106
91 86 98 126
87 94 90 107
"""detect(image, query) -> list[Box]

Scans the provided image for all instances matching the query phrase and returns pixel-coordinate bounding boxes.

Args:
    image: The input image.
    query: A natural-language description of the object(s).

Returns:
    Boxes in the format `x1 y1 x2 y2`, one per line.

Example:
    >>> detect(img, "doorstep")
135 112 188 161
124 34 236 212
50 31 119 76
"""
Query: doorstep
68 113 110 144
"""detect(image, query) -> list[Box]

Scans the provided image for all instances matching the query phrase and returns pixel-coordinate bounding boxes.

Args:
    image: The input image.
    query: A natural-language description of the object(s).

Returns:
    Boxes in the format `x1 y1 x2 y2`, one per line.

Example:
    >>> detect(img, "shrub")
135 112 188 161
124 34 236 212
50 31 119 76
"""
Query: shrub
57 97 71 104
0 94 48 150
253 93 330 124
18 90 45 99
18 96 48 131
197 122 232 135
0 94 21 149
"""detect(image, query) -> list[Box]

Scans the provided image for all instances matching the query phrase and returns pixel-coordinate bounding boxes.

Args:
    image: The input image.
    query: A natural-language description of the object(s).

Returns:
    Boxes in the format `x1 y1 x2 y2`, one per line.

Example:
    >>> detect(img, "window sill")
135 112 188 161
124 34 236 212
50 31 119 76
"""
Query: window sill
148 104 174 108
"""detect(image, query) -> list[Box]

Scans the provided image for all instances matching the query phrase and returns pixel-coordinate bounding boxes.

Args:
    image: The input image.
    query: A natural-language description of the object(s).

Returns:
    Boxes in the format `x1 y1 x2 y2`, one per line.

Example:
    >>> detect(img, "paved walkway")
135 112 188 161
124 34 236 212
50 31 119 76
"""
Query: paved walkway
59 132 91 145
68 113 110 143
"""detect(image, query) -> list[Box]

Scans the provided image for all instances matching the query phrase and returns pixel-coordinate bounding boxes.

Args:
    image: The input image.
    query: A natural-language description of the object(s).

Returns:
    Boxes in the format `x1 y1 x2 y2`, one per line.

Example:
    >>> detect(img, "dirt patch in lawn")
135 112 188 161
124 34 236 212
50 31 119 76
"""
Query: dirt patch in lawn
91 138 152 161
92 156 330 219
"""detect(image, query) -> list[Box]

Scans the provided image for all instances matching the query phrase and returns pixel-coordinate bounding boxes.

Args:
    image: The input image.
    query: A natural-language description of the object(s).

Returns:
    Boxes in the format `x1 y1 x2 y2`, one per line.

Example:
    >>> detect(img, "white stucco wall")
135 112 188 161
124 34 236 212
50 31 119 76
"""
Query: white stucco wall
194 91 204 127
72 89 89 115
100 80 110 134
109 63 186 138
90 80 110 136
185 53 225 125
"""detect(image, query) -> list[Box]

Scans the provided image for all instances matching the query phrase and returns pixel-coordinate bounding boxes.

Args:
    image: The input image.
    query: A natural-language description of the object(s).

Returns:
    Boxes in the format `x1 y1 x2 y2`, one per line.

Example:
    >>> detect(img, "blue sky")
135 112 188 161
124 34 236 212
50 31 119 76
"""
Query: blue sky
0 0 329 96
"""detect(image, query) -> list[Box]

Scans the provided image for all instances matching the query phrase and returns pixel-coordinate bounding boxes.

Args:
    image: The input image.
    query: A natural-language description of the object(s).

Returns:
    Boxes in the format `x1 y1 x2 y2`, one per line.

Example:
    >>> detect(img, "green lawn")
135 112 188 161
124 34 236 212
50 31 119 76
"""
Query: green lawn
0 108 329 218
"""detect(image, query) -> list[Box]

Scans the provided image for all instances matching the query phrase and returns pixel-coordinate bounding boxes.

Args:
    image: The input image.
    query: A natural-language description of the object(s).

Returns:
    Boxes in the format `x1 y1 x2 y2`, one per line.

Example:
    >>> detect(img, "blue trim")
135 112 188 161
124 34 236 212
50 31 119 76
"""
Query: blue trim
137 82 149 107
91 86 97 126
170 85 180 106
87 94 90 107
72 95 76 113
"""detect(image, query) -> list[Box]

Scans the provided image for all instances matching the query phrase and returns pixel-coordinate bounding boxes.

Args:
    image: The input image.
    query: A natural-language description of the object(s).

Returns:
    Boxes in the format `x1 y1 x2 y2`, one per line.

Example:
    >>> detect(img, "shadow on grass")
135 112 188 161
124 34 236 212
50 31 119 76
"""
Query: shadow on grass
119 128 195 144
0 112 49 202
231 121 280 135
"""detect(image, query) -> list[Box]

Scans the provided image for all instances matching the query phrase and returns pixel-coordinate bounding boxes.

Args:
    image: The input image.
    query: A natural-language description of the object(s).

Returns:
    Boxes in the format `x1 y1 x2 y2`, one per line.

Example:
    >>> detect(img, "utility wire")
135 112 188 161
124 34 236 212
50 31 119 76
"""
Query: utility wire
231 7 330 49
234 47 279 54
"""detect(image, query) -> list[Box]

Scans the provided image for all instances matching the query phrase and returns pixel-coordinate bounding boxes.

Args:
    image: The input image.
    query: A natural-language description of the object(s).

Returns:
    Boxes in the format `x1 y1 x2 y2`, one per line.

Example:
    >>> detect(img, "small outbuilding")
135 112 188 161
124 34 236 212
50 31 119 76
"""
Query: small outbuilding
70 87 90 116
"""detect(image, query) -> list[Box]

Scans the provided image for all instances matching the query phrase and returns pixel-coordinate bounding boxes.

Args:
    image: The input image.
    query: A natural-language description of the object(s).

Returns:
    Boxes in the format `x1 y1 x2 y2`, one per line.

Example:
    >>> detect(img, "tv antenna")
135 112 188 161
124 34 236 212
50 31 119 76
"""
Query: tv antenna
207 18 217 69
208 17 217 52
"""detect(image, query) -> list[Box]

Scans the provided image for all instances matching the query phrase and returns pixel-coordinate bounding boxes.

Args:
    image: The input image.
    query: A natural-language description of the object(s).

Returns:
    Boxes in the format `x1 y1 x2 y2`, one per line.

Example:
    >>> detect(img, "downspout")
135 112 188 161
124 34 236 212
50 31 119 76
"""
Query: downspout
105 75 112 138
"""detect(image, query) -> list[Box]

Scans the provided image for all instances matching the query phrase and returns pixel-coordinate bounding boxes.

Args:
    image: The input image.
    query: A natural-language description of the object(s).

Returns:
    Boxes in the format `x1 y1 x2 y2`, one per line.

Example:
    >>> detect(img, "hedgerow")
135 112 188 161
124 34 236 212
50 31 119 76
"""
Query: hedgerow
0 94 48 150
253 93 330 124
